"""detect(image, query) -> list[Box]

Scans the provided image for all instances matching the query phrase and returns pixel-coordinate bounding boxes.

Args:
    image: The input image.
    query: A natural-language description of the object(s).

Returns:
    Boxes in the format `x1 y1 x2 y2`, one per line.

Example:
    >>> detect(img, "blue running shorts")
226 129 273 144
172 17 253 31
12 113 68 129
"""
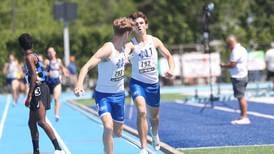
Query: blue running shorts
129 78 160 107
94 91 125 123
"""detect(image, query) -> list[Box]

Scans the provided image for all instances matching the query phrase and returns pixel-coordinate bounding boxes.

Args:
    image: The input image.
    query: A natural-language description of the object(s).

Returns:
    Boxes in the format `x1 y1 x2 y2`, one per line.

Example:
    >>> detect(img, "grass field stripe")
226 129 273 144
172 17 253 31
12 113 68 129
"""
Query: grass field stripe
179 143 274 150
0 95 11 139
176 100 274 120
46 117 71 154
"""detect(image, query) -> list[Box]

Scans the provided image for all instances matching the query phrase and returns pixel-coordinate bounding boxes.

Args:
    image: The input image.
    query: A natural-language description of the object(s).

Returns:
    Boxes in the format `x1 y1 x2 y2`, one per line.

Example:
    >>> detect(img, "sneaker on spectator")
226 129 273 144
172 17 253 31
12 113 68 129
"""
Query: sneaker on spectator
231 117 251 125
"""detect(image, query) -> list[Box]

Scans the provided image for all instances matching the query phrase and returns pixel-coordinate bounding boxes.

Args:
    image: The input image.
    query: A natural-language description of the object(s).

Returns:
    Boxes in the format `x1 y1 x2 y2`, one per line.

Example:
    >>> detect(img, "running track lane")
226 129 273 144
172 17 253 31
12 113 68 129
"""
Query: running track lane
0 93 161 154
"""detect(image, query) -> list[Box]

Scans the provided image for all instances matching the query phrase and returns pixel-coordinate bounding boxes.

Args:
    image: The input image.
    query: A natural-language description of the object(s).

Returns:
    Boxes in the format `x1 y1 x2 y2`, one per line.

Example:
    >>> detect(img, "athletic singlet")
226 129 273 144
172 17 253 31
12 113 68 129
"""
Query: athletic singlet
95 42 125 93
47 59 62 79
25 53 47 83
6 61 20 79
130 35 159 84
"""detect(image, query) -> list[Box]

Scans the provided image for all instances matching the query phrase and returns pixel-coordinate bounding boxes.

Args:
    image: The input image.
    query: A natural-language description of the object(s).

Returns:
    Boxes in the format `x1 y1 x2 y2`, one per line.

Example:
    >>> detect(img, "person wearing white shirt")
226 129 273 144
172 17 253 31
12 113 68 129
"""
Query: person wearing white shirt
220 35 250 125
74 17 134 154
125 11 175 154
265 42 274 90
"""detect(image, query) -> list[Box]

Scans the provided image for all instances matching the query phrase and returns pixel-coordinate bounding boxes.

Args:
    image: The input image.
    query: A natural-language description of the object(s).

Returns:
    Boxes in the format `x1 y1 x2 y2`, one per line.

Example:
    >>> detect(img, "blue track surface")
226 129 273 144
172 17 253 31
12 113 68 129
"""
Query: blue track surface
0 93 162 154
1 84 274 153
124 100 274 148
215 100 274 116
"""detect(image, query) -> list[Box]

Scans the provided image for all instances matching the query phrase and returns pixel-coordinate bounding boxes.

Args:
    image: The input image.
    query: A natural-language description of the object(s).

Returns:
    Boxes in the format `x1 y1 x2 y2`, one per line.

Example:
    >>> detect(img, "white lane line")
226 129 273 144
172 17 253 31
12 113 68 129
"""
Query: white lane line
249 97 274 104
66 102 102 125
0 95 11 139
46 117 71 154
176 100 274 120
66 103 149 152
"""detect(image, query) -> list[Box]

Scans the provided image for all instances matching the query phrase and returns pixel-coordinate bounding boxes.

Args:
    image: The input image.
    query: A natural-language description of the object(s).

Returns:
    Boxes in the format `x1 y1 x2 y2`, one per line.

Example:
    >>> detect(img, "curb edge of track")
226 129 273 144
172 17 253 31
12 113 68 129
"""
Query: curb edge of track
67 100 183 154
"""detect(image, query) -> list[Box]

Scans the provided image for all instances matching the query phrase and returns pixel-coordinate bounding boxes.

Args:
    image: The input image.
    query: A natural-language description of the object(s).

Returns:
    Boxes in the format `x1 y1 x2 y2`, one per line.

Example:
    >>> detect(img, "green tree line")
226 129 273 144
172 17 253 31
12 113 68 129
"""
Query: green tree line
0 0 273 87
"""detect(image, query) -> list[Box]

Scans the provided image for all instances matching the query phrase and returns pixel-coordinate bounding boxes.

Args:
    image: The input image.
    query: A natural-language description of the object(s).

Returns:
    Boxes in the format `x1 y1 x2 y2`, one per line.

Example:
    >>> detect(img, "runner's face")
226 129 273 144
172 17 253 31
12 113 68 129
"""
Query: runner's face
47 48 56 59
226 41 234 50
134 17 147 34
9 55 15 61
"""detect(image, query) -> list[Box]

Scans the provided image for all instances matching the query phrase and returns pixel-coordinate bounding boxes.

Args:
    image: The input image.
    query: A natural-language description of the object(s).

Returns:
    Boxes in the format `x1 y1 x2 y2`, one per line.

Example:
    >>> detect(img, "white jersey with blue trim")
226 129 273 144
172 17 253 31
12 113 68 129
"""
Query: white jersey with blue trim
130 35 159 84
6 61 20 79
95 42 125 93
47 59 62 79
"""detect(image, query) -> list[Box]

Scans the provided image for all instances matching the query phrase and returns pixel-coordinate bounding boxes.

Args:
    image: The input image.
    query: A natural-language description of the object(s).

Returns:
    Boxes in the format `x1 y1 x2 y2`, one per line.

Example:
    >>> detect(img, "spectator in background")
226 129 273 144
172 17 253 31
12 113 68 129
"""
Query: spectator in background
265 42 274 90
220 35 250 125
67 55 78 90
3 53 21 105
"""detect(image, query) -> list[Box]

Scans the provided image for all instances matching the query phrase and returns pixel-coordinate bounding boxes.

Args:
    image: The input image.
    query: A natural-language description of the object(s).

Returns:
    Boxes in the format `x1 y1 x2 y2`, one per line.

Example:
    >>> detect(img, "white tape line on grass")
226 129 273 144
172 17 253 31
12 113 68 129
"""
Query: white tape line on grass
0 95 11 139
176 100 274 120
46 117 71 154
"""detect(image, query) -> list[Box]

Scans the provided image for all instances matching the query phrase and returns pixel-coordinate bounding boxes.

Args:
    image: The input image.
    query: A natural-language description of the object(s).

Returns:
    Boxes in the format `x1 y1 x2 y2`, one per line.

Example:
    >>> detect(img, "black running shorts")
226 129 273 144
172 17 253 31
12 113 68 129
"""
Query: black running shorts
30 83 51 111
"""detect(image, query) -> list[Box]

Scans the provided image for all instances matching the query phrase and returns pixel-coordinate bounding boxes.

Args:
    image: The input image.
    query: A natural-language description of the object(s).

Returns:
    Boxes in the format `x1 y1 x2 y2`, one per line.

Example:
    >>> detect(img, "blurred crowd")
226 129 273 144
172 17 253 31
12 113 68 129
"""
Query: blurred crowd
2 50 78 105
